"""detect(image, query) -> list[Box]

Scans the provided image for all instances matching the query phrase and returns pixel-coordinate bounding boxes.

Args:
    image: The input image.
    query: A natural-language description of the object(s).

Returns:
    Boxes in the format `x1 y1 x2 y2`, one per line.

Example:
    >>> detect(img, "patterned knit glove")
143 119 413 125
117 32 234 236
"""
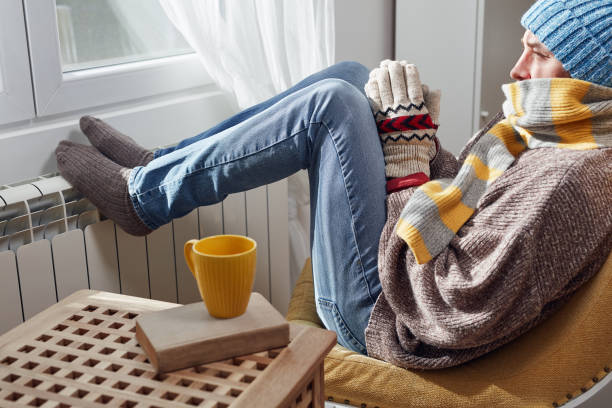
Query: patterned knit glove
365 60 440 178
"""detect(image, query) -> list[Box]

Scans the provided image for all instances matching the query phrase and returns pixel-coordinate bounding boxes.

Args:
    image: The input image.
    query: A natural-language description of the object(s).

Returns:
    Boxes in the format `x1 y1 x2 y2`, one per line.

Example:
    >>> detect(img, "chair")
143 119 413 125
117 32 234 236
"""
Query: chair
287 253 612 408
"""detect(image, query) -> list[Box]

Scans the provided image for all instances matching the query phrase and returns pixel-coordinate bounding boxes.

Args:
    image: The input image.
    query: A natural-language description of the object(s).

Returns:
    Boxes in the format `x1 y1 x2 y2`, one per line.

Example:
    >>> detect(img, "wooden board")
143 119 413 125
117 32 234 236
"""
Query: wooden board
135 293 290 373
0 290 335 408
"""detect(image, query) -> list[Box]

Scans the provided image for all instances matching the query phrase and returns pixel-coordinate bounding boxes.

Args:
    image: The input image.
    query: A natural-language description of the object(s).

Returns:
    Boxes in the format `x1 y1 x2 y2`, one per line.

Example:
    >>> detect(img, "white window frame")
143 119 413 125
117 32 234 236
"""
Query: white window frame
23 0 213 117
0 1 36 125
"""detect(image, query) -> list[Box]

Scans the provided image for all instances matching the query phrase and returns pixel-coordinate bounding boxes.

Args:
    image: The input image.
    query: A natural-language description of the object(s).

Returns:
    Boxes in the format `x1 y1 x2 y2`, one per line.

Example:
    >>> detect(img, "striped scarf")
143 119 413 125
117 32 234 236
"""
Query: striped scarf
396 78 612 264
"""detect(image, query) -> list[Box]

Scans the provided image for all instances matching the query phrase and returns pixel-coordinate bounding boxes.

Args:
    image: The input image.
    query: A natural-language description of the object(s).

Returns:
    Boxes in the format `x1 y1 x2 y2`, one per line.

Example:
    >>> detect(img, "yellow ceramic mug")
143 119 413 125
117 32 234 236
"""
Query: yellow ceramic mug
184 235 257 318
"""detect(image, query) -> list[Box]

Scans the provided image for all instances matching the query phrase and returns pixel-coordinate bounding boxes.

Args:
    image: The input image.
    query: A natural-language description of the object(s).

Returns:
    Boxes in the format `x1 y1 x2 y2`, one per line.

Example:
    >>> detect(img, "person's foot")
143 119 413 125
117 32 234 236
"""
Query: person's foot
55 141 152 236
79 116 154 168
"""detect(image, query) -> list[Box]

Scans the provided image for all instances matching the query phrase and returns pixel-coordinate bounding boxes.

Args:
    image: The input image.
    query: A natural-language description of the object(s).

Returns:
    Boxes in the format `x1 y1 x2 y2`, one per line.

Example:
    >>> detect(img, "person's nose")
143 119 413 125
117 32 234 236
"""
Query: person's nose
510 50 531 81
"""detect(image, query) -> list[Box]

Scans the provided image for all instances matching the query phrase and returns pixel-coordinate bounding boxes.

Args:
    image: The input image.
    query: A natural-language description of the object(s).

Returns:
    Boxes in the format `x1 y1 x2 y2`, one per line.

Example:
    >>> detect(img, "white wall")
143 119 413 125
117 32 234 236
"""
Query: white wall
395 0 540 156
480 0 534 128
335 0 394 68
396 0 482 156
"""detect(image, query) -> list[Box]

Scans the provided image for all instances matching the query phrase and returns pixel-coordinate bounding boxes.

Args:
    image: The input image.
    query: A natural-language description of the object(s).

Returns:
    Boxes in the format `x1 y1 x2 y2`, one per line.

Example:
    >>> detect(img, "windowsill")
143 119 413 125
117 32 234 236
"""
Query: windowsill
0 85 238 186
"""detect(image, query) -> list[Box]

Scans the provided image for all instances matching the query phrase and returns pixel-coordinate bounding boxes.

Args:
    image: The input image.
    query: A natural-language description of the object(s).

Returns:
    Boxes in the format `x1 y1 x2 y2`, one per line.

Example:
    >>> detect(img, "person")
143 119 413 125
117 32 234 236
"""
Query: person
56 0 611 369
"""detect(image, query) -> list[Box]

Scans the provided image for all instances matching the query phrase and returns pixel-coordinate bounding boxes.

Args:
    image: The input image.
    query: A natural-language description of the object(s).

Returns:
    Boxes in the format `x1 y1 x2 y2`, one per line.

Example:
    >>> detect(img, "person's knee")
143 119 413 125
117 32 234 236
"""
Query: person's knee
329 61 369 92
315 78 368 108
308 78 379 147
309 79 374 129
334 60 368 76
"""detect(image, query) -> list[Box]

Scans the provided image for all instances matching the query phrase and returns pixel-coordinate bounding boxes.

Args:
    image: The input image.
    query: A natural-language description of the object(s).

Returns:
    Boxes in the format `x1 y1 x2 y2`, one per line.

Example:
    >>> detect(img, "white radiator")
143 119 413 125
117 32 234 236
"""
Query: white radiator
0 174 290 335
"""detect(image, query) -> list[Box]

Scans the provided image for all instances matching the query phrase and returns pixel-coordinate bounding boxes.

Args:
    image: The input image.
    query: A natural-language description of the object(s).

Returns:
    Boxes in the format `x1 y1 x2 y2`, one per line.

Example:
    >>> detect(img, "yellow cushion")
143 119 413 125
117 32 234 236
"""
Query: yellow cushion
287 253 612 408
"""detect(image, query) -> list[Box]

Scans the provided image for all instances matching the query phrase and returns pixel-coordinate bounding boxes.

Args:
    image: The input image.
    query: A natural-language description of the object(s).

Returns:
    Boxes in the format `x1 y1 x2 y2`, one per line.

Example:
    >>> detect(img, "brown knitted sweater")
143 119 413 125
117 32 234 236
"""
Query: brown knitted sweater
364 115 612 369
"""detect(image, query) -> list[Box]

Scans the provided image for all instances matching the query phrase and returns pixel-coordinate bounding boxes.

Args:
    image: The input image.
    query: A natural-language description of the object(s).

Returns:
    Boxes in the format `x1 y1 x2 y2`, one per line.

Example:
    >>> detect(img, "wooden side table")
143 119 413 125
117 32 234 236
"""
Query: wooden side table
0 290 336 408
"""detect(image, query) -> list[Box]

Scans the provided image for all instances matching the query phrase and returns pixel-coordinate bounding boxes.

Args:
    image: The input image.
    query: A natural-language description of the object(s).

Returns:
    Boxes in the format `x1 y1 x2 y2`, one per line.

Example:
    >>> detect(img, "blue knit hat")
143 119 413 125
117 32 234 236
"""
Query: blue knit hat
521 0 611 87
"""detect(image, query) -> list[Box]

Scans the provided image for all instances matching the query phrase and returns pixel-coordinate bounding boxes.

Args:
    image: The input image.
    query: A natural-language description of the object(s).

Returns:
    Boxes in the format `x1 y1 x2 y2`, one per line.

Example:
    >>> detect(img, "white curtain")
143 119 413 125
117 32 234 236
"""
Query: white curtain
158 0 335 109
106 0 189 57
158 0 336 283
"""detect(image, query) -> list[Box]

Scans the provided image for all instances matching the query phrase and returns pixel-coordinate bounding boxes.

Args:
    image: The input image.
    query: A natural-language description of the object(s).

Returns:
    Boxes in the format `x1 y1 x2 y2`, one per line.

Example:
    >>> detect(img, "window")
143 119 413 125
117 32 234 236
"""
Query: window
55 1 191 72
0 1 35 125
1 1 235 186
9 0 212 118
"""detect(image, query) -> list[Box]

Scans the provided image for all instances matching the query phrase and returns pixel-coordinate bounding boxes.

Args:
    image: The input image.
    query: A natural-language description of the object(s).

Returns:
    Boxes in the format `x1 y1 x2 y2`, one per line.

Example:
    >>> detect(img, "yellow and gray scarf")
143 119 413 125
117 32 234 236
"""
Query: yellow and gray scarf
396 78 612 264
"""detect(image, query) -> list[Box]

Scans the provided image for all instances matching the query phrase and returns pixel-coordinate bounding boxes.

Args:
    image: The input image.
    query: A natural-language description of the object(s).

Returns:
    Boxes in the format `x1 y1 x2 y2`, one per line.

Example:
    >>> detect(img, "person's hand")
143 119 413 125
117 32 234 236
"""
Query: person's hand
364 60 440 178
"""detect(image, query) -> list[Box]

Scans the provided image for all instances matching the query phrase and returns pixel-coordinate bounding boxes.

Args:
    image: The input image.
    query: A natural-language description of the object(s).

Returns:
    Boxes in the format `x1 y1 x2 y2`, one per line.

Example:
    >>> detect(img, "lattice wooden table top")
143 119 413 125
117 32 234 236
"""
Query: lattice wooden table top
0 290 336 408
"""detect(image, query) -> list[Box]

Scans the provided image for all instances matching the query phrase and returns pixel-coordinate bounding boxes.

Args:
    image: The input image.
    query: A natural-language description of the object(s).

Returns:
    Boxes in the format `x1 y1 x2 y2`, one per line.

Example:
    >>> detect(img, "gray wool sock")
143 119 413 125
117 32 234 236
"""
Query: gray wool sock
55 141 152 236
79 116 154 168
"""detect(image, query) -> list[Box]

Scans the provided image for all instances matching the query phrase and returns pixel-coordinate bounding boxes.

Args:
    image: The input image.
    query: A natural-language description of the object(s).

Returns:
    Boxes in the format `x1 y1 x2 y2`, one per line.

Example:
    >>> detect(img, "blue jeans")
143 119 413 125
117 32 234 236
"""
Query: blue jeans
128 61 386 354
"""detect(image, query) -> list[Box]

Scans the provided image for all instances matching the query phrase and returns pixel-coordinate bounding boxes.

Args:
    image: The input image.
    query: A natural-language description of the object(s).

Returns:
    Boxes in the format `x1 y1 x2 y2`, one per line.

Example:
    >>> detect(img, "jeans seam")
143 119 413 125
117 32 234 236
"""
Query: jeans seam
127 168 159 230
133 124 316 198
318 119 377 306
317 298 367 353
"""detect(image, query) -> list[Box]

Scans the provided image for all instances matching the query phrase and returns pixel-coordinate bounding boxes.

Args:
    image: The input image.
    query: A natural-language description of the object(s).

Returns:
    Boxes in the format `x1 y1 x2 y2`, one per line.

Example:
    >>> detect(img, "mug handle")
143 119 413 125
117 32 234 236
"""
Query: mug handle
184 239 199 279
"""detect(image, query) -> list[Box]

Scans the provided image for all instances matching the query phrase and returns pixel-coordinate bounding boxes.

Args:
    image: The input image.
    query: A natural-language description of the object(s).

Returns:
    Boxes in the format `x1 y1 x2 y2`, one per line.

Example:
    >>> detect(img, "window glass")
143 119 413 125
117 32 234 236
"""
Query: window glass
56 0 191 72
